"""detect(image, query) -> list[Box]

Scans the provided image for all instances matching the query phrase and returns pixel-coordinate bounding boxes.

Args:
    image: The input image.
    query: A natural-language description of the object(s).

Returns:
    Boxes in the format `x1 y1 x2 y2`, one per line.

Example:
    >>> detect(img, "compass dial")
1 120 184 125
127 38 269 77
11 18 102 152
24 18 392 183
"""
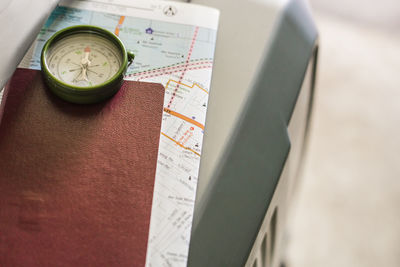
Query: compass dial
44 33 123 87
41 25 134 104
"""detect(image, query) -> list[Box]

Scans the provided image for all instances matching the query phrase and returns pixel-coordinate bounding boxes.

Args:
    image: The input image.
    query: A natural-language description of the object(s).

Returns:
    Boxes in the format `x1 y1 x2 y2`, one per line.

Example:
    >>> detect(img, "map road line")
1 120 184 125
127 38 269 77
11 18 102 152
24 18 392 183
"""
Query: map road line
163 107 205 130
114 16 125 36
161 132 201 157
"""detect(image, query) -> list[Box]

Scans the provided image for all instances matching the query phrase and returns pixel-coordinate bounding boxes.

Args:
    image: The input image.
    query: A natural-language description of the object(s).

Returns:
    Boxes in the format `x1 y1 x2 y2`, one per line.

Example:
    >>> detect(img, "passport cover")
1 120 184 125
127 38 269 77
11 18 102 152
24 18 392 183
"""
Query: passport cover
0 69 164 266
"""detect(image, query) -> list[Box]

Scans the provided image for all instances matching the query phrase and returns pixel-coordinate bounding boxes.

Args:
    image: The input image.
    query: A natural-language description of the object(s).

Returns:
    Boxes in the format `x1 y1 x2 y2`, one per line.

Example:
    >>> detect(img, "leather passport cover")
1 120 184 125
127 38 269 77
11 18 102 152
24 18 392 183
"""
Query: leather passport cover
0 69 164 266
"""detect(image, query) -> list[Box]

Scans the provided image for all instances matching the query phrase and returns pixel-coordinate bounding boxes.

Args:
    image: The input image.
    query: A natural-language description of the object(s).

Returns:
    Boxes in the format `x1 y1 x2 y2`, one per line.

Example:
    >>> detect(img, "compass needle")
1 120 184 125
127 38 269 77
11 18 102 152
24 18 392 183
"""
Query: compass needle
82 46 91 66
82 67 89 82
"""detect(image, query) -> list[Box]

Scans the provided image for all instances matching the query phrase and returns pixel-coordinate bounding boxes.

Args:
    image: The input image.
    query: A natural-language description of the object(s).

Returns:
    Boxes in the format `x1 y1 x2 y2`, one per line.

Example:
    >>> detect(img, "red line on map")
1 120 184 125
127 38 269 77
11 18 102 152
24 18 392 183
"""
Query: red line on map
167 26 199 108
179 129 190 143
181 131 193 146
127 60 213 79
137 65 212 81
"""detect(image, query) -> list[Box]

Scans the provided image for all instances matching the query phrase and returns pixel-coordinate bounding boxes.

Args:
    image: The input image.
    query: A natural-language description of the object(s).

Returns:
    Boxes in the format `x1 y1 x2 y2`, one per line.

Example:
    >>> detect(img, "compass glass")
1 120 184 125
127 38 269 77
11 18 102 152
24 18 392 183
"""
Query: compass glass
44 32 123 88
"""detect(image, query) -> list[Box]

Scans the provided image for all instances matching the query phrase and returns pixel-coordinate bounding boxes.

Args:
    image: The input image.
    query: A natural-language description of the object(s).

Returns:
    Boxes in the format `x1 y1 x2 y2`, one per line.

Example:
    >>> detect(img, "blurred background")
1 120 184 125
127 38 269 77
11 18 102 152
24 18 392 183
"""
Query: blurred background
286 0 400 266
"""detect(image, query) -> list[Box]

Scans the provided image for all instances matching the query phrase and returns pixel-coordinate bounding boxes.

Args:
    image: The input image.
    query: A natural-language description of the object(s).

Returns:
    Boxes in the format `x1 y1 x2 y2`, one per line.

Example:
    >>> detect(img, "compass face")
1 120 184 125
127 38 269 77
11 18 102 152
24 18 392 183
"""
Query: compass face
44 32 123 88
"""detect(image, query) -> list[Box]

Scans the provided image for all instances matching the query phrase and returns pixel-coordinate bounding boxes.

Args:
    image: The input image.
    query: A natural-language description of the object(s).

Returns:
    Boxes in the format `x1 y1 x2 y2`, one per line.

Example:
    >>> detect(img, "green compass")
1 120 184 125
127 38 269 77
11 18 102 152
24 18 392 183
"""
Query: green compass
41 25 134 104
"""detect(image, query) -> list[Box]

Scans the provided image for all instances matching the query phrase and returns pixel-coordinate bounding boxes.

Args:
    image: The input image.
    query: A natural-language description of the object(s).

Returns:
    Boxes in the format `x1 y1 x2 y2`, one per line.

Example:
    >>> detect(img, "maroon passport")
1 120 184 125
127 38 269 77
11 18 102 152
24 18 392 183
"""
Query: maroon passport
0 69 164 266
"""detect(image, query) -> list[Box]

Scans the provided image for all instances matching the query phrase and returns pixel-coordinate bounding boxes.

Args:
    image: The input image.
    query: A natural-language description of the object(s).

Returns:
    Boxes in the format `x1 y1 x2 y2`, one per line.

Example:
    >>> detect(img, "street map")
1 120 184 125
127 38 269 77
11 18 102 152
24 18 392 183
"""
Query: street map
19 0 219 266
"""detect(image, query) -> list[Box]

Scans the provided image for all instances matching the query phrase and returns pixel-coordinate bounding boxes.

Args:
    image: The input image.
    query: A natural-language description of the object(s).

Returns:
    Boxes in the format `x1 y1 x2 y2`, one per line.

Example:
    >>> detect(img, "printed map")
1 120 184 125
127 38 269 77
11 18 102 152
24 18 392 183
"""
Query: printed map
22 2 218 266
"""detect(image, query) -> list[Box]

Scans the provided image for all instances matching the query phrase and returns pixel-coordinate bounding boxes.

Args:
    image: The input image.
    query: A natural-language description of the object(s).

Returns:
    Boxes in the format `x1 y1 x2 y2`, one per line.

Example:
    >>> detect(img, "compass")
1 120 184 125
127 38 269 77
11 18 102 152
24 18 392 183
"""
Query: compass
41 25 134 104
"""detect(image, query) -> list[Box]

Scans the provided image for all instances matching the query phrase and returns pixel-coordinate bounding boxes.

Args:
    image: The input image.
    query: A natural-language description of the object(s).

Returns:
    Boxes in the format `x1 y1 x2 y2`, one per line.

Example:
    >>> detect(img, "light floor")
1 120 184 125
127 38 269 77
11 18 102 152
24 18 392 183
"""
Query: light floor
286 1 400 266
